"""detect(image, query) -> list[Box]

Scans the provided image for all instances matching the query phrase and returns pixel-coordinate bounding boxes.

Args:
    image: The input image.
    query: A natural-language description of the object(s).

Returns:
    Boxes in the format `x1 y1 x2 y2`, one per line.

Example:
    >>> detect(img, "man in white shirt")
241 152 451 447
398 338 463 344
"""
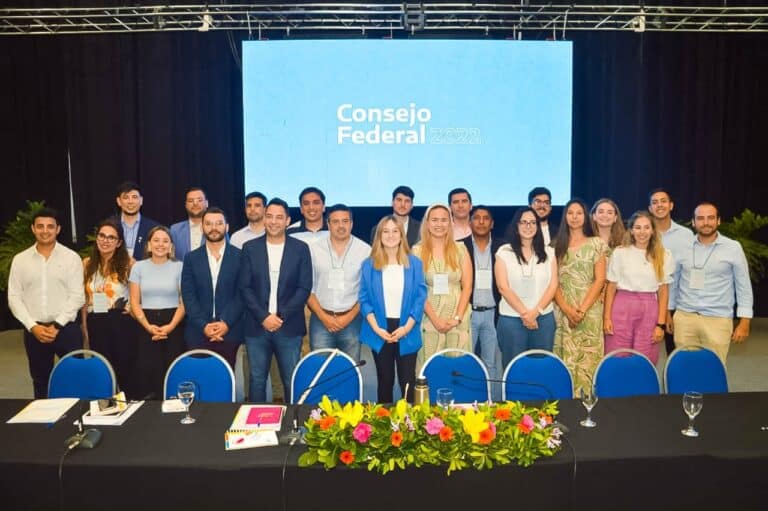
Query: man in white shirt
230 191 267 249
449 188 473 240
647 187 695 355
307 204 371 360
171 187 209 261
287 186 329 245
528 187 557 245
7 208 85 398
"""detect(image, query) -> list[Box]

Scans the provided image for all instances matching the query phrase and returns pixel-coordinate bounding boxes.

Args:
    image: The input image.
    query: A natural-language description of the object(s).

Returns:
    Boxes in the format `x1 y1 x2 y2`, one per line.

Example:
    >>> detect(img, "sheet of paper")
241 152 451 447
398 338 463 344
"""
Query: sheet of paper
7 398 79 424
82 401 144 426
225 430 279 450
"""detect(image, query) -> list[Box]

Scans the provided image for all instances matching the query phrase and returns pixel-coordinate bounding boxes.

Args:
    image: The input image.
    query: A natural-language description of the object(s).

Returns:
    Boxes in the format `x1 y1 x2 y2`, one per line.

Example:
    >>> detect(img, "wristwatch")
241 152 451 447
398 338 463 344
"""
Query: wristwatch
453 315 461 324
655 323 666 329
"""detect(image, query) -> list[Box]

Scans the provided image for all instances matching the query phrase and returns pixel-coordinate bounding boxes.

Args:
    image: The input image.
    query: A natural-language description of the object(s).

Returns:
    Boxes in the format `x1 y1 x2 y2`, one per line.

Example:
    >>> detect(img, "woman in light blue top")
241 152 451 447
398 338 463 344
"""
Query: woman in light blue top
129 225 185 399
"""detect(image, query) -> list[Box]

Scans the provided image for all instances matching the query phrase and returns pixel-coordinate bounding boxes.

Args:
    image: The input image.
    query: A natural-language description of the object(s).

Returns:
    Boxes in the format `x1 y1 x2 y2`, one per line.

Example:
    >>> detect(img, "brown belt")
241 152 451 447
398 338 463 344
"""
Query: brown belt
322 307 355 317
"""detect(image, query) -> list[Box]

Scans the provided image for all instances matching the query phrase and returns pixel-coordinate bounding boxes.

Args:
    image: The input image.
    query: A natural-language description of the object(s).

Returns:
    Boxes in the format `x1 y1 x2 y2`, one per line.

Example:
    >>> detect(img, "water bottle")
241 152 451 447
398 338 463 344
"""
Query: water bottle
413 377 430 406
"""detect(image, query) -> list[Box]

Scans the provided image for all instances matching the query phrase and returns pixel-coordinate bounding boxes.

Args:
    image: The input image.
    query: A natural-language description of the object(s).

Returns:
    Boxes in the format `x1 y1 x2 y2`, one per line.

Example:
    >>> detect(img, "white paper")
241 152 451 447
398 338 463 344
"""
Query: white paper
92 293 109 313
328 268 345 291
225 430 279 450
161 399 187 413
689 269 705 290
82 401 144 426
433 273 450 295
7 398 79 424
475 269 492 290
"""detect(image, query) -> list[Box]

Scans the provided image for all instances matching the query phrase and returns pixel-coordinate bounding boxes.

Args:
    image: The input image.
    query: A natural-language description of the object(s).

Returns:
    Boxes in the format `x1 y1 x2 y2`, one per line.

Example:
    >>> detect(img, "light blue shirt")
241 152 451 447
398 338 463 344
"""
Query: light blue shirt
669 232 753 319
122 213 141 255
661 220 694 261
129 259 183 310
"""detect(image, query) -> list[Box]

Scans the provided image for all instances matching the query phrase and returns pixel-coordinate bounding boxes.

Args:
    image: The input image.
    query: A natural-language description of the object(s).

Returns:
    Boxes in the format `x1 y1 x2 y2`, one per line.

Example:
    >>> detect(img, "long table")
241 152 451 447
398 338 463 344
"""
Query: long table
2 393 767 511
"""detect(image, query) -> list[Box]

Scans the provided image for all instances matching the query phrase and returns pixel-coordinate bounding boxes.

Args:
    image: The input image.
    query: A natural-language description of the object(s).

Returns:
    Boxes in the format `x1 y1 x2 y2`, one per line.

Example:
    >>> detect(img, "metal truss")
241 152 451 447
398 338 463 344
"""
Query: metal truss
2 3 768 37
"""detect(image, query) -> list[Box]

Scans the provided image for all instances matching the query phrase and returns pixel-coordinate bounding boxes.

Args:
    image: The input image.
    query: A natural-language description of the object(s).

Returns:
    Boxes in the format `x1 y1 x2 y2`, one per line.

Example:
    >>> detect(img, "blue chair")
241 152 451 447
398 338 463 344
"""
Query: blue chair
502 349 573 401
290 349 363 405
594 349 661 398
48 349 116 399
664 345 728 394
419 348 491 404
164 349 235 402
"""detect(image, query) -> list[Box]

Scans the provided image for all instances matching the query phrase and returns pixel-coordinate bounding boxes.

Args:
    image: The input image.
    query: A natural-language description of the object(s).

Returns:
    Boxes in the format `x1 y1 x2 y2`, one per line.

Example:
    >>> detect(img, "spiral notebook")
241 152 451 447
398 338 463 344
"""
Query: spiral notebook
225 404 286 450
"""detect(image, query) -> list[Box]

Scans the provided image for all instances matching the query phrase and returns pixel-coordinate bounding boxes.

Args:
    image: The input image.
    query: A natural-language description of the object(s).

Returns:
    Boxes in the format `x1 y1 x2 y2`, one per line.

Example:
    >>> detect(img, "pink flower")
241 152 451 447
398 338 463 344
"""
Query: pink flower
518 414 535 434
425 417 445 435
353 422 373 443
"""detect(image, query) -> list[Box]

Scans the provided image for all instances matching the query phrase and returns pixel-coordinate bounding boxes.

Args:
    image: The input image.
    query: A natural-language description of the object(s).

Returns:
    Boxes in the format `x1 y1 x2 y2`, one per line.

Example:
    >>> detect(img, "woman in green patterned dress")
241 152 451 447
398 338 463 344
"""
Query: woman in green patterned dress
553 199 607 395
412 204 473 372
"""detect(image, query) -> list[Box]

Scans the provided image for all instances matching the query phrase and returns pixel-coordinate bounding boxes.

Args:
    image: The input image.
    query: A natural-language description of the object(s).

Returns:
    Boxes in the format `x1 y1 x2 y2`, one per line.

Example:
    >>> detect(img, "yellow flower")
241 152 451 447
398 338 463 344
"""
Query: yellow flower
394 398 408 419
337 401 365 429
319 395 336 416
459 408 488 443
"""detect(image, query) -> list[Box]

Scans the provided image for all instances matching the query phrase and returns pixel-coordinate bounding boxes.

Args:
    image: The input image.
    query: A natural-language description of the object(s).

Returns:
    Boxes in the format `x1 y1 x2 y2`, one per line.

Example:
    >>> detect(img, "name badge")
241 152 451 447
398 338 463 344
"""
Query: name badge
475 270 492 290
92 293 109 314
516 278 535 302
689 269 705 290
328 268 345 291
433 273 450 295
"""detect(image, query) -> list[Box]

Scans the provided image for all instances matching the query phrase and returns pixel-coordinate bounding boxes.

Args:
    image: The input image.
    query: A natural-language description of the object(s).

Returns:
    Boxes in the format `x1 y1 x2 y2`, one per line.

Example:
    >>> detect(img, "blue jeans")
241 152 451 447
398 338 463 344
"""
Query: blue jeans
245 332 302 402
309 312 362 361
470 308 499 379
497 312 556 370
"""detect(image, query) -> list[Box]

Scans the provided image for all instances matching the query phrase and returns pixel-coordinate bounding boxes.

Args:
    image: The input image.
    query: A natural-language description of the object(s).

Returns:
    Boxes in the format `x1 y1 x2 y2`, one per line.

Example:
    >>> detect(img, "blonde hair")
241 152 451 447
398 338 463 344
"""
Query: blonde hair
370 216 410 270
624 211 665 281
144 225 176 261
416 203 461 272
590 198 626 249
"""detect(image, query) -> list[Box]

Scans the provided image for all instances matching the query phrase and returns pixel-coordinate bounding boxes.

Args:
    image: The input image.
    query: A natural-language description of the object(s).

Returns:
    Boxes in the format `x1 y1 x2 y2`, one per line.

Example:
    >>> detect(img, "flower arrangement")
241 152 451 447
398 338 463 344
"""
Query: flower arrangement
298 396 563 475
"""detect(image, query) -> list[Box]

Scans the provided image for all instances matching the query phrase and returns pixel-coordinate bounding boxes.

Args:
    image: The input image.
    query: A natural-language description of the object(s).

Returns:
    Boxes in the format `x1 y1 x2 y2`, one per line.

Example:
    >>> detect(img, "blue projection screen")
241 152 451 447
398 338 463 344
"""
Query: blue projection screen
243 40 572 206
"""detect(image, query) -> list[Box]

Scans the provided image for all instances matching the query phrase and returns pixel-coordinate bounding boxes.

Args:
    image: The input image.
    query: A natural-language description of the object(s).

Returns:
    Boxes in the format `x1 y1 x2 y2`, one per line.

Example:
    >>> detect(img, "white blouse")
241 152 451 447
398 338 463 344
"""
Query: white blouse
495 244 555 318
607 246 674 292
382 264 404 319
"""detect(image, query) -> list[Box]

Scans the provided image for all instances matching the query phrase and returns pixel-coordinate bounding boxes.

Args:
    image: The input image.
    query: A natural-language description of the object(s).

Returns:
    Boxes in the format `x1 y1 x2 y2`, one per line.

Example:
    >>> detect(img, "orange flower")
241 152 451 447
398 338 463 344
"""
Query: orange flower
391 431 403 447
339 450 355 465
494 408 511 421
319 416 336 430
478 426 495 445
438 426 454 442
375 407 391 418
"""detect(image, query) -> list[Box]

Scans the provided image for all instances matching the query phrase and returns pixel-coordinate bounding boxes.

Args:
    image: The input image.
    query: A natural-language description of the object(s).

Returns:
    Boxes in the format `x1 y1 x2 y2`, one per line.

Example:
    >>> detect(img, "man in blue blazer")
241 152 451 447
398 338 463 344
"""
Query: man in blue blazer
239 198 312 402
114 181 159 260
181 207 243 369
171 187 209 262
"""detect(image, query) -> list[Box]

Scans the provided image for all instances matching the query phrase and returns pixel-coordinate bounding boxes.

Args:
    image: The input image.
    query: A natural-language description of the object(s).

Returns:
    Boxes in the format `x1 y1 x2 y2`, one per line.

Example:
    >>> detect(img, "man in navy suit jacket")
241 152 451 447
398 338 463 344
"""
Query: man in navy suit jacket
171 187 209 262
114 181 159 260
239 198 312 402
181 207 243 369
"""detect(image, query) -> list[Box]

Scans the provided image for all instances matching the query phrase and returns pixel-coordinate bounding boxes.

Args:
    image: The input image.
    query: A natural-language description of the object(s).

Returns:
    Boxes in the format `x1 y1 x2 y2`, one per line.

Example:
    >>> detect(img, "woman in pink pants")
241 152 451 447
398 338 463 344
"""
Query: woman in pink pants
603 211 674 364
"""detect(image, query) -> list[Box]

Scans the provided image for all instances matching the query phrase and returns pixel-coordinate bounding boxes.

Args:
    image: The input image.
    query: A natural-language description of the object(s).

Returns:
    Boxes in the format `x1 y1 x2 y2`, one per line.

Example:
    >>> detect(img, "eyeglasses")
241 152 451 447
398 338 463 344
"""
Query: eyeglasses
96 233 119 242
518 220 537 227
533 199 551 206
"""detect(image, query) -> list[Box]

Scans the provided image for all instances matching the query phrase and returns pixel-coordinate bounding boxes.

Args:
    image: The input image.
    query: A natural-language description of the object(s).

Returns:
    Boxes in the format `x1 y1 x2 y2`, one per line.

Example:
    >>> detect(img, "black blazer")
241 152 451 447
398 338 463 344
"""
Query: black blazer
111 214 159 261
239 236 312 338
181 243 244 346
461 235 504 307
370 216 421 248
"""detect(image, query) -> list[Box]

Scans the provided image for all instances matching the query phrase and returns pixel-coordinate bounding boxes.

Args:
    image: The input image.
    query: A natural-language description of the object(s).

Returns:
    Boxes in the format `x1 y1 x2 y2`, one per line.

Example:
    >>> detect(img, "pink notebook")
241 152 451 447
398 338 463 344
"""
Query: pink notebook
229 404 286 431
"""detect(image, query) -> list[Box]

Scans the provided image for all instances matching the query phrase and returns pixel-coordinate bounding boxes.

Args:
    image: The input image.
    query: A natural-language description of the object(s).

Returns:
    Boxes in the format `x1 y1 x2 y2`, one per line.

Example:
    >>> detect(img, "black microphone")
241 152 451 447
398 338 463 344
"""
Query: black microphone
450 370 555 400
282 359 367 445
63 400 103 451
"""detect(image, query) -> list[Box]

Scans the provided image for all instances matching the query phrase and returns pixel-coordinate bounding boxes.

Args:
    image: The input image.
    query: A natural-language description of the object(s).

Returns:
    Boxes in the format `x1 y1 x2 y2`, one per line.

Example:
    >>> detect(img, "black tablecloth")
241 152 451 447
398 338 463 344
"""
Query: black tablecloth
2 393 767 511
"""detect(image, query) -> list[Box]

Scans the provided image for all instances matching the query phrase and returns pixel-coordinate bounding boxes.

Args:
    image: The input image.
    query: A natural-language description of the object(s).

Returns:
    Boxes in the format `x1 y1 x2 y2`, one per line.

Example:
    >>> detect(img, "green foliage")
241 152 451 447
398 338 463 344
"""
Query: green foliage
718 209 768 283
0 200 46 292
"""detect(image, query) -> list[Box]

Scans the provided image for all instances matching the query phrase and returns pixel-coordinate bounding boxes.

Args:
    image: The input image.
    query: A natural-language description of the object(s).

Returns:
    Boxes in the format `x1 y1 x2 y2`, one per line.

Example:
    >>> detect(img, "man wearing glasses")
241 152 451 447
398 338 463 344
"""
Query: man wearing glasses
171 187 209 261
528 187 556 245
307 204 371 360
180 207 243 368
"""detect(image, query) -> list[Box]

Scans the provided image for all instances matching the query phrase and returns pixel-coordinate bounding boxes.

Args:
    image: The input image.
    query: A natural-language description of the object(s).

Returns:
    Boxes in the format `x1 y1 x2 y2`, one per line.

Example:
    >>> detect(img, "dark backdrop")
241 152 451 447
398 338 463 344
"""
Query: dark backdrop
2 27 767 327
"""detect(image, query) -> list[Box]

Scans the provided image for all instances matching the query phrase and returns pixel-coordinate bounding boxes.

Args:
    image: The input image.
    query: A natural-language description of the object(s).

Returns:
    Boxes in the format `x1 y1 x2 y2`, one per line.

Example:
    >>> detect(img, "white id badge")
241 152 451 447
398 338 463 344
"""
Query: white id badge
433 273 450 295
92 293 109 313
328 268 345 291
516 278 535 301
475 269 492 290
689 269 705 290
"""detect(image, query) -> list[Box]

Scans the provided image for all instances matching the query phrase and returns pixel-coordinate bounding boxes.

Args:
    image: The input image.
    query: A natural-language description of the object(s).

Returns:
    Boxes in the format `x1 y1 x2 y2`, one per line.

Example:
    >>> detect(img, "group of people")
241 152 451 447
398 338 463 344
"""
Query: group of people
7 181 753 402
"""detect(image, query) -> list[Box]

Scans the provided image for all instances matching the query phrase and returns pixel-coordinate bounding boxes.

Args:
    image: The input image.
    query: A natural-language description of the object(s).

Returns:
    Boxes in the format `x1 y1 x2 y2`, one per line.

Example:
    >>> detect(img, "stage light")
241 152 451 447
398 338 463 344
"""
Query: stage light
198 12 213 32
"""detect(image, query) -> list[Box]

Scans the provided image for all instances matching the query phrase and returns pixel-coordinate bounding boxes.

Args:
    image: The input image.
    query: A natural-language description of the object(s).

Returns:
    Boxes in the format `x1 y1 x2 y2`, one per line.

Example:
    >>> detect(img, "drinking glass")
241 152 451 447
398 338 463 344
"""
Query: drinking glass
579 387 598 428
177 381 196 425
436 388 453 409
681 391 703 437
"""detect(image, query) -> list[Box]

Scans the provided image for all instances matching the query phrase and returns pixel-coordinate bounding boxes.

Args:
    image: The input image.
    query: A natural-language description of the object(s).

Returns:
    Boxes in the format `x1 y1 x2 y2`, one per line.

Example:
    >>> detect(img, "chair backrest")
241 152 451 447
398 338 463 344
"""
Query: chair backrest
502 349 573 401
48 349 116 399
664 345 728 394
418 348 491 403
164 349 236 402
290 349 363 405
594 349 661 398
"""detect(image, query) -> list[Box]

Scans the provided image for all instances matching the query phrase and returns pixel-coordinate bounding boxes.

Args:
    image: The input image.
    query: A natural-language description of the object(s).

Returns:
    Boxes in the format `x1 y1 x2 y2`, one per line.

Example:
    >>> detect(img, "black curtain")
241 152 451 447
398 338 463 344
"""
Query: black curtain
1 28 767 328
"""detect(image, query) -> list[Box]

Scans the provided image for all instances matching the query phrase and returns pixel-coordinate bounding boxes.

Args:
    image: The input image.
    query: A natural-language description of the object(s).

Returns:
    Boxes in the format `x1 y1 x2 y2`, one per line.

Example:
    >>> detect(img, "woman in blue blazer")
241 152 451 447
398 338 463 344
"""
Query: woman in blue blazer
359 215 427 403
